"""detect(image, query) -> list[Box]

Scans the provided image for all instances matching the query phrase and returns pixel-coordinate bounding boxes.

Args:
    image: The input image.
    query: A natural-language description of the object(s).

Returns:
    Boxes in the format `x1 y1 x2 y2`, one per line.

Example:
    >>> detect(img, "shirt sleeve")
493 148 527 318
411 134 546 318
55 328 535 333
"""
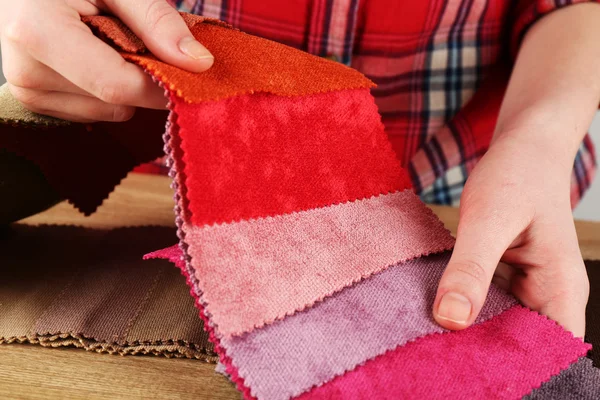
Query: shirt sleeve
510 0 600 58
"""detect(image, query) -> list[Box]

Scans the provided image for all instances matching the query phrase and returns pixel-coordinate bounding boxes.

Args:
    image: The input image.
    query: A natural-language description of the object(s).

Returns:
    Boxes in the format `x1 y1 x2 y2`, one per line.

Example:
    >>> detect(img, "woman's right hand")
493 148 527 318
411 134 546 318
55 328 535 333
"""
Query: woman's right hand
0 0 213 122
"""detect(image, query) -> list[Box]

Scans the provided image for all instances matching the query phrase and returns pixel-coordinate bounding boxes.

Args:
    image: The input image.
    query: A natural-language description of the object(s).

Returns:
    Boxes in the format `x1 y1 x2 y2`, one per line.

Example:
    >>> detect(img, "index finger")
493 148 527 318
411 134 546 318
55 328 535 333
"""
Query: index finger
6 12 166 109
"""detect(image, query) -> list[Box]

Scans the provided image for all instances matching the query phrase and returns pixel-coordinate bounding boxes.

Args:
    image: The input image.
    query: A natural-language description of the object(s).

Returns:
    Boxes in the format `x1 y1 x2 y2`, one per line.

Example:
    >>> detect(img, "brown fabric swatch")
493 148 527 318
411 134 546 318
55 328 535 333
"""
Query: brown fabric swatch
585 259 600 367
0 225 216 361
0 150 61 225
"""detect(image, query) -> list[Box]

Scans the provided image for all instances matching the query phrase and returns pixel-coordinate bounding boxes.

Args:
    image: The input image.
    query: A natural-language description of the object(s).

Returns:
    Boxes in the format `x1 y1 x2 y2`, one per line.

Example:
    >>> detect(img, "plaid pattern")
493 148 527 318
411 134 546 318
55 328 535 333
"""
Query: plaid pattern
167 0 598 207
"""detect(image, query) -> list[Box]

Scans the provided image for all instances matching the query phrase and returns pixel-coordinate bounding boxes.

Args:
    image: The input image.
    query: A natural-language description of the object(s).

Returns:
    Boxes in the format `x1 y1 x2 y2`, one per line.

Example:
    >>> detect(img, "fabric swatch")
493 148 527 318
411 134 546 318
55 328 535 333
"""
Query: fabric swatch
174 89 411 226
182 190 455 337
585 259 600 367
0 225 216 360
0 12 374 218
0 95 168 215
83 13 230 55
295 306 591 400
0 150 61 225
148 251 515 400
524 357 600 399
4 13 591 400
0 84 69 126
122 14 591 398
118 18 374 103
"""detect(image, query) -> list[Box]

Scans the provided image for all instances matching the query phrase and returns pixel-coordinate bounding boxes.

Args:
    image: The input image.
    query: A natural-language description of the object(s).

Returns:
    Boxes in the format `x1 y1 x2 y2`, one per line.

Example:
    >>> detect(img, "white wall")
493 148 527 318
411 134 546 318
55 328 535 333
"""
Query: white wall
0 50 597 220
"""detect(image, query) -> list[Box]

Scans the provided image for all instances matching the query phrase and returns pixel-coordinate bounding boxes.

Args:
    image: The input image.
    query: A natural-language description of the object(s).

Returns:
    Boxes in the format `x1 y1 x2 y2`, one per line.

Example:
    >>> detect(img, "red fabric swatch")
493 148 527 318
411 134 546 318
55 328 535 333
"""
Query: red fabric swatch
296 306 591 400
174 89 411 226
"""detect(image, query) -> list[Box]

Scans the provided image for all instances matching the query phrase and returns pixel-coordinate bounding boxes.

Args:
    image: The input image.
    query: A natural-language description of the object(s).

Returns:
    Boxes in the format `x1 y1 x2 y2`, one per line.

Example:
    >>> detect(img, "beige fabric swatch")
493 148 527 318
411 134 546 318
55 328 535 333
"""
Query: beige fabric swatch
0 84 69 126
0 224 216 361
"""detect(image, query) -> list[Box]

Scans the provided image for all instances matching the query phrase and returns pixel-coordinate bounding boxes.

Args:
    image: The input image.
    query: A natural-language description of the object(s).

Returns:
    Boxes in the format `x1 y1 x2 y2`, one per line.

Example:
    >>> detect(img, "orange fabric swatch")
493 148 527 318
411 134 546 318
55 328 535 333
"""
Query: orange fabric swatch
86 16 373 103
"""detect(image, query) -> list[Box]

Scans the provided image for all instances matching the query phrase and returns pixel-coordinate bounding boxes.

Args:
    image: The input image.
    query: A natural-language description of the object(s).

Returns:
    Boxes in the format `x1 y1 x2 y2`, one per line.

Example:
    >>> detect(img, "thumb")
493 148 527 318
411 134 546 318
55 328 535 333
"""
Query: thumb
433 201 522 330
103 0 214 73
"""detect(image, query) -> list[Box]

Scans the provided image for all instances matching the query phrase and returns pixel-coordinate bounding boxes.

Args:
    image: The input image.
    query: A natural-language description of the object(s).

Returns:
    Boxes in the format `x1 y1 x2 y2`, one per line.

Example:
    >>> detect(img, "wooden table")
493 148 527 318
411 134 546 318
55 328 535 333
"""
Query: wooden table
1 173 599 399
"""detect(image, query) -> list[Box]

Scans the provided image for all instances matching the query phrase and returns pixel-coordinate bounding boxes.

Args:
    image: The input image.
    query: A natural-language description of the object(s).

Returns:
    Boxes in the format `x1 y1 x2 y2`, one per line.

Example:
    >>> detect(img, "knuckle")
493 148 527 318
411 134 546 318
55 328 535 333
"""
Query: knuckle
4 65 43 90
9 85 43 108
3 18 39 49
144 1 176 34
453 259 489 285
95 81 125 105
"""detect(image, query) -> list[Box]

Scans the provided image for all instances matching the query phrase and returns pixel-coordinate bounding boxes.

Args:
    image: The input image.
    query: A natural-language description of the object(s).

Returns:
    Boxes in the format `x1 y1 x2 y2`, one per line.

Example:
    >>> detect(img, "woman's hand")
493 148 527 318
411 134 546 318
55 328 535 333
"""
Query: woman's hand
0 0 213 122
433 133 589 338
432 2 600 339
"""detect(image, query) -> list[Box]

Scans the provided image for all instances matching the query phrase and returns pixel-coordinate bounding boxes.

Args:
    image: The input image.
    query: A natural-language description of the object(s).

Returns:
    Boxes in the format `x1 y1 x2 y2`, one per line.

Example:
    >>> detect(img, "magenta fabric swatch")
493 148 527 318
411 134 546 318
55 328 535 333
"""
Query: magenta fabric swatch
219 252 516 400
295 306 591 400
145 245 183 267
182 189 455 337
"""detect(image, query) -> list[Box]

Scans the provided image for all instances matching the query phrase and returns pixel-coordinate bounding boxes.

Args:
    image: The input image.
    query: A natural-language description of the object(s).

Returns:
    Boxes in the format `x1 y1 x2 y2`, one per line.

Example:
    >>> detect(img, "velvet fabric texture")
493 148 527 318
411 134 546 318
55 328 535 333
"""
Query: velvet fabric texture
149 241 598 400
524 357 600 399
124 14 592 399
0 12 373 218
0 225 215 360
174 90 412 226
148 251 516 400
182 190 455 337
295 306 590 400
119 18 374 102
83 14 373 102
3 13 594 399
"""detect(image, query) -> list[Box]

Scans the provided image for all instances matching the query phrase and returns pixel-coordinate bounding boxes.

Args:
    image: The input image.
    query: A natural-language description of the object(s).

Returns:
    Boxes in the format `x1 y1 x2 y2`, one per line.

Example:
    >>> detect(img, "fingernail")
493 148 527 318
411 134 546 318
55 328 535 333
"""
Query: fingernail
437 292 472 324
178 37 213 60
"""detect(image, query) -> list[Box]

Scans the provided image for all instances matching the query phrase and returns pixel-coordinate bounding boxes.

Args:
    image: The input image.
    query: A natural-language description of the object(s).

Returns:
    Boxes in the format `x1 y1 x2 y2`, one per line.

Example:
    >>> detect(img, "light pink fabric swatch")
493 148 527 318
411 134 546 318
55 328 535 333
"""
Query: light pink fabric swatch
296 306 591 400
182 190 455 337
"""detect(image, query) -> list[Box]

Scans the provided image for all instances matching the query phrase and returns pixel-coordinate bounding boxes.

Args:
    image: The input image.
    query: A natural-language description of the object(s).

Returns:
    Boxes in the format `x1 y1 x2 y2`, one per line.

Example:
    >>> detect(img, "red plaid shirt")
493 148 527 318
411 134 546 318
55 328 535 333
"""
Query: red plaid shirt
166 0 597 206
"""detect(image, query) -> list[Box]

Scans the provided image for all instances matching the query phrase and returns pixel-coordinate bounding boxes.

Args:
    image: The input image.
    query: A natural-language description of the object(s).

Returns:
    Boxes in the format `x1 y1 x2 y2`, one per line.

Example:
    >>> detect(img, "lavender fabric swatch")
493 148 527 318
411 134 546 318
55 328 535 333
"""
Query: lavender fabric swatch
220 252 517 400
525 357 600 399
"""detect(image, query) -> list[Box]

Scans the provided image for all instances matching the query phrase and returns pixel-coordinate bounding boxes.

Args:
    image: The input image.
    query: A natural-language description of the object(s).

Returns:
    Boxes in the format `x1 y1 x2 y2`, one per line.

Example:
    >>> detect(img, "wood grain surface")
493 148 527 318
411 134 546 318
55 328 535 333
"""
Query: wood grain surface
2 172 599 399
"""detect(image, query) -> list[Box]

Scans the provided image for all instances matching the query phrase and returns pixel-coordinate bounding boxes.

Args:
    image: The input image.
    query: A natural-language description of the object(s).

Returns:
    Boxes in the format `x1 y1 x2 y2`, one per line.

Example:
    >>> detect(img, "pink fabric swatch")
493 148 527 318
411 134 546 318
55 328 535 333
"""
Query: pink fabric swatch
182 190 455 337
296 306 591 400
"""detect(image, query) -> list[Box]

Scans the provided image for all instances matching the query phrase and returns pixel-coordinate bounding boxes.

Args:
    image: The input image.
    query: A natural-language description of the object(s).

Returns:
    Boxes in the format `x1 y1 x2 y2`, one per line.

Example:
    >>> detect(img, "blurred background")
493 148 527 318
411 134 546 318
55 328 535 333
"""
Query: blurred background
0 46 598 221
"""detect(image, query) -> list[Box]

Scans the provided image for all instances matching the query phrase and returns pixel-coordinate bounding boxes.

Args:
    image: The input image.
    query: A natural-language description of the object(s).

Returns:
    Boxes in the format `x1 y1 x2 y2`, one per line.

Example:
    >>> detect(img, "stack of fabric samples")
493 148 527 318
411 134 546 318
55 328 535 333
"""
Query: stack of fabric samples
0 225 216 360
1 13 599 399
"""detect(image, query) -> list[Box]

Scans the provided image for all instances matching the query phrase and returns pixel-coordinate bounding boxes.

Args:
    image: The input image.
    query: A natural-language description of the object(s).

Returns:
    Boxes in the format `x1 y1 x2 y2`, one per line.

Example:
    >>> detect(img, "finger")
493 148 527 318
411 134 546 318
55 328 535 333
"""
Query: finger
65 0 107 16
1 35 91 96
508 218 589 338
8 85 136 123
511 265 588 338
433 195 525 330
104 0 214 72
491 261 516 292
5 12 167 109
